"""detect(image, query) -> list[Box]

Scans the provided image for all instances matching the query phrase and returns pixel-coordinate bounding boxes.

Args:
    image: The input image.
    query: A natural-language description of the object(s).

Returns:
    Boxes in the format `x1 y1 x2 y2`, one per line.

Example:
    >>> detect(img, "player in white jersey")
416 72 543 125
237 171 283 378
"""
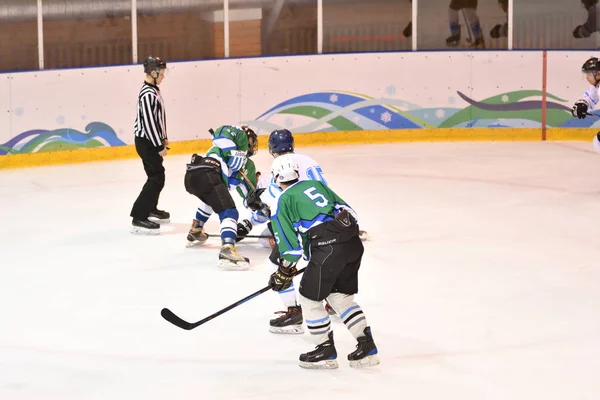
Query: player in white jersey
571 57 600 154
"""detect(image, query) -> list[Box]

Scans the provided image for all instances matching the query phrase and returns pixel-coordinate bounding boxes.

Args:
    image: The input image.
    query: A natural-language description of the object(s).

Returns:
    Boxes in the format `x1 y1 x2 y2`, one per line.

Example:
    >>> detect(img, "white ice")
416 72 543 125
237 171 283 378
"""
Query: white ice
1 141 600 400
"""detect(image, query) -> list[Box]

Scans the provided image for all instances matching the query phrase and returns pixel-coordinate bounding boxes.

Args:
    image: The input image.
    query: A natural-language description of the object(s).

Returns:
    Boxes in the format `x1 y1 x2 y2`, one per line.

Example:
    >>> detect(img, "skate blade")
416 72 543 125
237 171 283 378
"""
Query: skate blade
217 259 251 271
131 226 160 235
269 325 304 334
359 230 368 241
149 217 170 224
299 359 339 369
349 354 380 368
186 239 207 248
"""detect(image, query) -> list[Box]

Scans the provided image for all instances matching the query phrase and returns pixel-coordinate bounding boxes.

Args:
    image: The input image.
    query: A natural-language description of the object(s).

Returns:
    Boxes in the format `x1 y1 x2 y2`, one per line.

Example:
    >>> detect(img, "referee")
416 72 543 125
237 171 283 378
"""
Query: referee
130 55 170 234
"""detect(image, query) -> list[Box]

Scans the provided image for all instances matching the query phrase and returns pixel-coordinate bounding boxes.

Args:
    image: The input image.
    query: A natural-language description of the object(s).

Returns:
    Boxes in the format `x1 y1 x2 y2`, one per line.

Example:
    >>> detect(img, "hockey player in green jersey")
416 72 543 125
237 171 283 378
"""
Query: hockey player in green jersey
183 125 259 269
267 154 379 369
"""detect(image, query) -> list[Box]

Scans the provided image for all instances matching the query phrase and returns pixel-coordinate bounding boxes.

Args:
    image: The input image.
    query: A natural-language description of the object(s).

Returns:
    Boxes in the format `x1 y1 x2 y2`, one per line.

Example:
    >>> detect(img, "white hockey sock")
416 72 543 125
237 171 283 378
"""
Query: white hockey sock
279 281 298 308
327 293 368 340
299 294 331 345
195 201 213 225
269 260 297 307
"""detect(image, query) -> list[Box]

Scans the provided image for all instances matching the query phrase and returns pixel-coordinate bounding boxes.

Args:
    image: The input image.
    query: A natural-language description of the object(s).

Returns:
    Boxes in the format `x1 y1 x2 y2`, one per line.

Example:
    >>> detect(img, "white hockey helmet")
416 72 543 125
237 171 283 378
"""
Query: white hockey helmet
271 154 299 184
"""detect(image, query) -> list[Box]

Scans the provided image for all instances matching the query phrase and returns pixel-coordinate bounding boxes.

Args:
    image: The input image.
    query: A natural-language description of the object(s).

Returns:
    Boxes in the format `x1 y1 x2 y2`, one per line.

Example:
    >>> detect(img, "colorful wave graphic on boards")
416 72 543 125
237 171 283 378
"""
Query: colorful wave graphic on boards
243 90 586 133
0 122 125 156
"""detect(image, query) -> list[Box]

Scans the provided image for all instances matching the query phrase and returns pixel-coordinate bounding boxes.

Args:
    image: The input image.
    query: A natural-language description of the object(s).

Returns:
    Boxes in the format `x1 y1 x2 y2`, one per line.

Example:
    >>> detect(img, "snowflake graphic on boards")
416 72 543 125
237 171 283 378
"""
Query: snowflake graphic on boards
381 111 392 123
329 94 338 103
435 109 445 118
501 95 509 103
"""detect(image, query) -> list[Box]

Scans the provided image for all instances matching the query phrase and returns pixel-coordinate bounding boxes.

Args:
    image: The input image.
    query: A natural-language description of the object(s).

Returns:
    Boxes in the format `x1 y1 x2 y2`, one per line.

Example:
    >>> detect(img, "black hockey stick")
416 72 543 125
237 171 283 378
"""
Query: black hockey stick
161 267 306 330
207 233 272 239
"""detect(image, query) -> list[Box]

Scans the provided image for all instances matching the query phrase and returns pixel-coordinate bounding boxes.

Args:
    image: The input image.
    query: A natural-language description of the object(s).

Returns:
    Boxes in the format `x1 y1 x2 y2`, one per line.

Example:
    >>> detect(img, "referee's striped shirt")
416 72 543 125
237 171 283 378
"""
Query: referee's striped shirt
134 81 167 150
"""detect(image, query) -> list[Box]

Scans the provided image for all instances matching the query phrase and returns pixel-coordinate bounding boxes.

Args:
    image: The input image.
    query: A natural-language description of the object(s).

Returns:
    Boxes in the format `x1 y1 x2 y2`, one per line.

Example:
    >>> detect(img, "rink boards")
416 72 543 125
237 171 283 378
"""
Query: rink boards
0 50 597 169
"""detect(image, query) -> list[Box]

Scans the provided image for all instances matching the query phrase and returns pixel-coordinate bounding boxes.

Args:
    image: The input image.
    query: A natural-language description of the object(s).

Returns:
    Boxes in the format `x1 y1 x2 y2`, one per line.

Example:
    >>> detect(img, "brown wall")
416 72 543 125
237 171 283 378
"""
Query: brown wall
214 19 262 59
0 20 38 71
0 3 412 72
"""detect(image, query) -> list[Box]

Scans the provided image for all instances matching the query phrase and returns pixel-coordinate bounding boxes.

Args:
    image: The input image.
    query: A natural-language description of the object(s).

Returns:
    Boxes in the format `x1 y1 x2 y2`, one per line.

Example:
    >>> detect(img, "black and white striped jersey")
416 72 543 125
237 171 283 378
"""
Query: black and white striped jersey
134 81 167 149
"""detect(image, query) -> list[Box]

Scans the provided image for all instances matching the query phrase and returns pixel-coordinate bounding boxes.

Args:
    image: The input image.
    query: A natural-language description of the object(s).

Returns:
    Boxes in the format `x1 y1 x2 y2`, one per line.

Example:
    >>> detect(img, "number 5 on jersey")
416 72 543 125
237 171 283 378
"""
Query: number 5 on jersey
303 187 328 207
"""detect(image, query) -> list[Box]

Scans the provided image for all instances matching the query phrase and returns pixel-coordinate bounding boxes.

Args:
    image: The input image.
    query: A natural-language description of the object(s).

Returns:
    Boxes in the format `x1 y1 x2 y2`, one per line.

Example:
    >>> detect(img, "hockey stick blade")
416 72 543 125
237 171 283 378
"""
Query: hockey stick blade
161 267 306 330
161 308 196 330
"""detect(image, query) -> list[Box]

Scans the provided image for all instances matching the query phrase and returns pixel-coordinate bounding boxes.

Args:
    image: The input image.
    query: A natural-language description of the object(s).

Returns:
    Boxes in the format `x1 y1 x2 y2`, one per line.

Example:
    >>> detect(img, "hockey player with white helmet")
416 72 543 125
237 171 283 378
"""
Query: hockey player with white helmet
571 57 600 154
267 154 379 369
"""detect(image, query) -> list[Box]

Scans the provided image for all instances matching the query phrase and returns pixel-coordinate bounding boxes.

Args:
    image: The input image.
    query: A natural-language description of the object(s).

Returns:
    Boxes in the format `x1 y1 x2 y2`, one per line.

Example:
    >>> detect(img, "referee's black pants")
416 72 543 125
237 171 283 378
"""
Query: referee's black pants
130 136 165 220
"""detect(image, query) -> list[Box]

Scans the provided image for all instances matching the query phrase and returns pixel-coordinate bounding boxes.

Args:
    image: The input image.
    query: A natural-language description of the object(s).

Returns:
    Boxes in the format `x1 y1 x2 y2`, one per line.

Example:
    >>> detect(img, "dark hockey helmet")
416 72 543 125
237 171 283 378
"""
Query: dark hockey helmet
268 129 294 155
242 125 258 156
143 55 167 75
582 57 600 74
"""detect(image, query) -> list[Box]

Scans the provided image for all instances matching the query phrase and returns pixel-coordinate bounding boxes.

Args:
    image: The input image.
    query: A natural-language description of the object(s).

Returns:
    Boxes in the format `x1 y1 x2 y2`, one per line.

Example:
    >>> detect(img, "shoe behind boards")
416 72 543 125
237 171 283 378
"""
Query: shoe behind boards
131 218 160 235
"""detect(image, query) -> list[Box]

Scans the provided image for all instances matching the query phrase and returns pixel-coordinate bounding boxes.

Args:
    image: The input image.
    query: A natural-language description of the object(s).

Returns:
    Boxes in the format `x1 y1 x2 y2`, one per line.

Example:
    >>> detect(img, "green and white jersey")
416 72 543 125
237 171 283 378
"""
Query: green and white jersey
206 125 250 184
271 180 357 263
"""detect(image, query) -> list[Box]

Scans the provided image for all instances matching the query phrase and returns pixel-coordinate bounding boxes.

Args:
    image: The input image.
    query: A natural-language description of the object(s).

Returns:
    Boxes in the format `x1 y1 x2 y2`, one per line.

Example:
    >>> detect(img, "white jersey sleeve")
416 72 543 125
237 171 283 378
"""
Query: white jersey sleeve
256 173 272 190
579 84 600 110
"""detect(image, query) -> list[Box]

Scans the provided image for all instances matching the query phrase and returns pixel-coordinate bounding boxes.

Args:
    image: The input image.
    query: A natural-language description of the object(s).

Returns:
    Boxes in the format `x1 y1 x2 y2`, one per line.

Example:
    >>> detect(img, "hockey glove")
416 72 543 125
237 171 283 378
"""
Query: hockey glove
572 101 588 119
269 260 297 292
246 188 266 212
227 151 247 173
236 219 252 242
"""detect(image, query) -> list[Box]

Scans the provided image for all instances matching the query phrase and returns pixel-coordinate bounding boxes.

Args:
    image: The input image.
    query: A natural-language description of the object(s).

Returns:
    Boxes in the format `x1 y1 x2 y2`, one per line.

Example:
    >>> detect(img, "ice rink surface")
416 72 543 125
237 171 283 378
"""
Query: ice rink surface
1 141 600 400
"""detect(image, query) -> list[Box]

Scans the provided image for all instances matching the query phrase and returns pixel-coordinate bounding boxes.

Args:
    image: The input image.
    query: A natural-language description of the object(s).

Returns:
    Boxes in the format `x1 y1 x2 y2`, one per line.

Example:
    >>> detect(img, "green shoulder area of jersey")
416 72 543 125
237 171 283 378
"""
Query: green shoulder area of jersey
213 125 249 152
206 125 250 163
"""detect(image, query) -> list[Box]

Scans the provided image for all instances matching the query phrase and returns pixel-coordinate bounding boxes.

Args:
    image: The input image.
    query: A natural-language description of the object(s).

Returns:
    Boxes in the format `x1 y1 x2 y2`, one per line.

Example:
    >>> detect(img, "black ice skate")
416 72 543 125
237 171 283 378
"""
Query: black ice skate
299 331 338 369
131 218 160 235
218 244 250 270
347 326 380 368
149 209 170 224
269 305 304 334
186 219 209 247
446 26 461 47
